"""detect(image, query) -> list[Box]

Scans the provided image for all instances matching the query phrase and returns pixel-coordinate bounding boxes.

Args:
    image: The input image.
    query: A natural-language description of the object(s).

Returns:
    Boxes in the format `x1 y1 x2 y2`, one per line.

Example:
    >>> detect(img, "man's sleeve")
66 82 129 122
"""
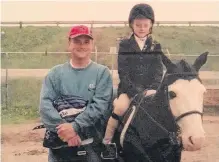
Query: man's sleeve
118 41 139 98
39 70 65 132
72 67 113 135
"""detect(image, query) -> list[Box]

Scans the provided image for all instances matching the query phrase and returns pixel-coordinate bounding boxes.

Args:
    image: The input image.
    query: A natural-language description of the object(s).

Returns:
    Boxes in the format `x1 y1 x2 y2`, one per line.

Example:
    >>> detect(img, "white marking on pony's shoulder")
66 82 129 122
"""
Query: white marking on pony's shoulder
120 106 136 147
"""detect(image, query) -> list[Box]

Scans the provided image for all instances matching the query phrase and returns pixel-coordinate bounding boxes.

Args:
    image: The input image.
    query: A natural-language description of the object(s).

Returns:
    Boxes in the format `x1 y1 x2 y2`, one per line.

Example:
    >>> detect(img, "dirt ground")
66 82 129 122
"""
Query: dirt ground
1 116 219 162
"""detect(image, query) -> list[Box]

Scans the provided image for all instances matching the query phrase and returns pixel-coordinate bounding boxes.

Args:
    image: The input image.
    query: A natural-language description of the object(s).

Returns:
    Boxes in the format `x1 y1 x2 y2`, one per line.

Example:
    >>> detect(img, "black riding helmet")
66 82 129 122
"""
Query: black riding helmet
128 3 155 28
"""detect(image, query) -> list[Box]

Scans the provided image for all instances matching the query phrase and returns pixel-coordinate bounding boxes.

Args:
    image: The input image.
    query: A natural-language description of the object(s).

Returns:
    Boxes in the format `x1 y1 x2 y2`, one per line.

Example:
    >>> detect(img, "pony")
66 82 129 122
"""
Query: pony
111 52 208 162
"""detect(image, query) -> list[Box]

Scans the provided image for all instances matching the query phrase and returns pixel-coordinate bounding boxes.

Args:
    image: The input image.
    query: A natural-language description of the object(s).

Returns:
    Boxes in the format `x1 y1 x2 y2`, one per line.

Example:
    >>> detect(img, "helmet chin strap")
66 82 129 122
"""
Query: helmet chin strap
131 26 153 38
134 33 149 39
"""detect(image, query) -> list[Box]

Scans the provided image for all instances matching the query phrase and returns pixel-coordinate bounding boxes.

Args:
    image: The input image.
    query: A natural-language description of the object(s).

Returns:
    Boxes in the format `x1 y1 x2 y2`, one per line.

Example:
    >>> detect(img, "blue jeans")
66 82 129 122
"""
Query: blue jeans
47 145 102 162
48 149 57 162
48 147 118 162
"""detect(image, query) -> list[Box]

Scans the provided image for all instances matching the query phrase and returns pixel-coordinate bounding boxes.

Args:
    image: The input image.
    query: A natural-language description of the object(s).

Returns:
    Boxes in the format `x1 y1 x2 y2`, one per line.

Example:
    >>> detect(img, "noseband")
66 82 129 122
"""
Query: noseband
175 111 203 123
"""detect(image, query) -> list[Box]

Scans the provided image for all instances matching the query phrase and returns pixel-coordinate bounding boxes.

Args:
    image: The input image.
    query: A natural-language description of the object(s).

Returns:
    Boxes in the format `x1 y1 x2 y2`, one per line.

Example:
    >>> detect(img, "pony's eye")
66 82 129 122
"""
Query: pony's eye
169 91 177 99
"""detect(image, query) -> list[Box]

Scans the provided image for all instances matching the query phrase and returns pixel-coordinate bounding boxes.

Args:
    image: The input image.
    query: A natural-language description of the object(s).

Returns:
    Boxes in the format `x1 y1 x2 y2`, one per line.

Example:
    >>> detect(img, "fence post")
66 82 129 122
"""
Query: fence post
19 21 23 29
124 22 127 27
188 22 191 27
45 48 48 56
166 48 170 59
5 52 9 110
111 51 114 77
91 21 94 31
95 46 98 63
110 47 117 79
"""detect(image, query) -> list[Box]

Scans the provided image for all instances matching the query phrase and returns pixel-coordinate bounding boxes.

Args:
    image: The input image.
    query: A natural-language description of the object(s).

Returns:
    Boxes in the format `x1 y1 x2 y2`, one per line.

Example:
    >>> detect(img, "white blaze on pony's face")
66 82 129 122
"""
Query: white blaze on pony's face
168 79 206 151
163 52 209 151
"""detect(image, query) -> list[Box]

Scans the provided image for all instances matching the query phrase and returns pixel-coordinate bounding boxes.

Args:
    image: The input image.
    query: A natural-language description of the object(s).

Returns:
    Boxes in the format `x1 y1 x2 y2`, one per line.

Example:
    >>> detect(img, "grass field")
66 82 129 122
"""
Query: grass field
2 26 219 54
1 78 43 124
1 26 219 69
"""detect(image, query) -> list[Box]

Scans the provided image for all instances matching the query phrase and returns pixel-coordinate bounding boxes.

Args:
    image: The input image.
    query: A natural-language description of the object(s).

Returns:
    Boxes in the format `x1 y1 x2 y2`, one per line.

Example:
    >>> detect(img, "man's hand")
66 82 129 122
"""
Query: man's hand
67 135 81 147
56 123 77 142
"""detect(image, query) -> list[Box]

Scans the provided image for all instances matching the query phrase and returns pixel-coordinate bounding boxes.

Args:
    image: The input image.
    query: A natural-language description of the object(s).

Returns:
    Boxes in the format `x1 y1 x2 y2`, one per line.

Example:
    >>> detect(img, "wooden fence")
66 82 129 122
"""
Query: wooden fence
1 21 219 28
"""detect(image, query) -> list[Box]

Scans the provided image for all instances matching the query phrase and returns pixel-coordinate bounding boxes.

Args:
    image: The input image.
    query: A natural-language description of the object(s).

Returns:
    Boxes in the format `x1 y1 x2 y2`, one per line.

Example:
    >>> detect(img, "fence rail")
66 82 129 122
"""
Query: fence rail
2 51 219 56
1 20 219 28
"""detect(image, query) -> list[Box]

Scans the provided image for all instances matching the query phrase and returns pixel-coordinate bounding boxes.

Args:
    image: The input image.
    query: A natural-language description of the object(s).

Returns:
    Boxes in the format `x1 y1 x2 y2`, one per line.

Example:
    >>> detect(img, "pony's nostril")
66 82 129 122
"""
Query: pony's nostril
189 136 194 144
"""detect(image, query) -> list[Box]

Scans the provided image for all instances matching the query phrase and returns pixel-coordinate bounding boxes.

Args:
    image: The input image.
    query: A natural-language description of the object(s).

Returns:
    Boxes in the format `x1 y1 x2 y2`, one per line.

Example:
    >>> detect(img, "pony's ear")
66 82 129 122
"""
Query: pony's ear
193 52 208 71
161 53 176 72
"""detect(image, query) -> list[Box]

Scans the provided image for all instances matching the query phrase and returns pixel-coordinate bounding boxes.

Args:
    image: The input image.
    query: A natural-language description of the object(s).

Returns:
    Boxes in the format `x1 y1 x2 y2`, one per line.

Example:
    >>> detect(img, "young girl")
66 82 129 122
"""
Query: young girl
103 3 164 145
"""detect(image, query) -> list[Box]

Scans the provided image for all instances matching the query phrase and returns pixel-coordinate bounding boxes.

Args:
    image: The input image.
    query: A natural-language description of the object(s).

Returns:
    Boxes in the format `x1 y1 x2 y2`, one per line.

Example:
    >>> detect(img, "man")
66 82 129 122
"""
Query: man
39 25 113 162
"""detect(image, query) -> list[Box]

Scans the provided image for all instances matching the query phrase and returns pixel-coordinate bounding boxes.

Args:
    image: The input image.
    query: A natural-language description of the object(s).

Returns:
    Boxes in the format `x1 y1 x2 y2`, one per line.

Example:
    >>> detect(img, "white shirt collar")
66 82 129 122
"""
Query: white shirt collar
134 35 147 50
70 59 91 69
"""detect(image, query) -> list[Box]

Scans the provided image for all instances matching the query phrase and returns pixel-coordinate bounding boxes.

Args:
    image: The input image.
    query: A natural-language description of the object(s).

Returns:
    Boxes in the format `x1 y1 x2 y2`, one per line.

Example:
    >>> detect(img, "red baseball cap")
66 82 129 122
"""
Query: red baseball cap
68 25 93 39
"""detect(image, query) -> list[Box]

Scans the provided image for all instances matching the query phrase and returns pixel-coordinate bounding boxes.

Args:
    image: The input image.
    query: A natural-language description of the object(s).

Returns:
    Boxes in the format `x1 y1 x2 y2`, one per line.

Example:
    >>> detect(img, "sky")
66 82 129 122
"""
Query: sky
1 0 219 22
